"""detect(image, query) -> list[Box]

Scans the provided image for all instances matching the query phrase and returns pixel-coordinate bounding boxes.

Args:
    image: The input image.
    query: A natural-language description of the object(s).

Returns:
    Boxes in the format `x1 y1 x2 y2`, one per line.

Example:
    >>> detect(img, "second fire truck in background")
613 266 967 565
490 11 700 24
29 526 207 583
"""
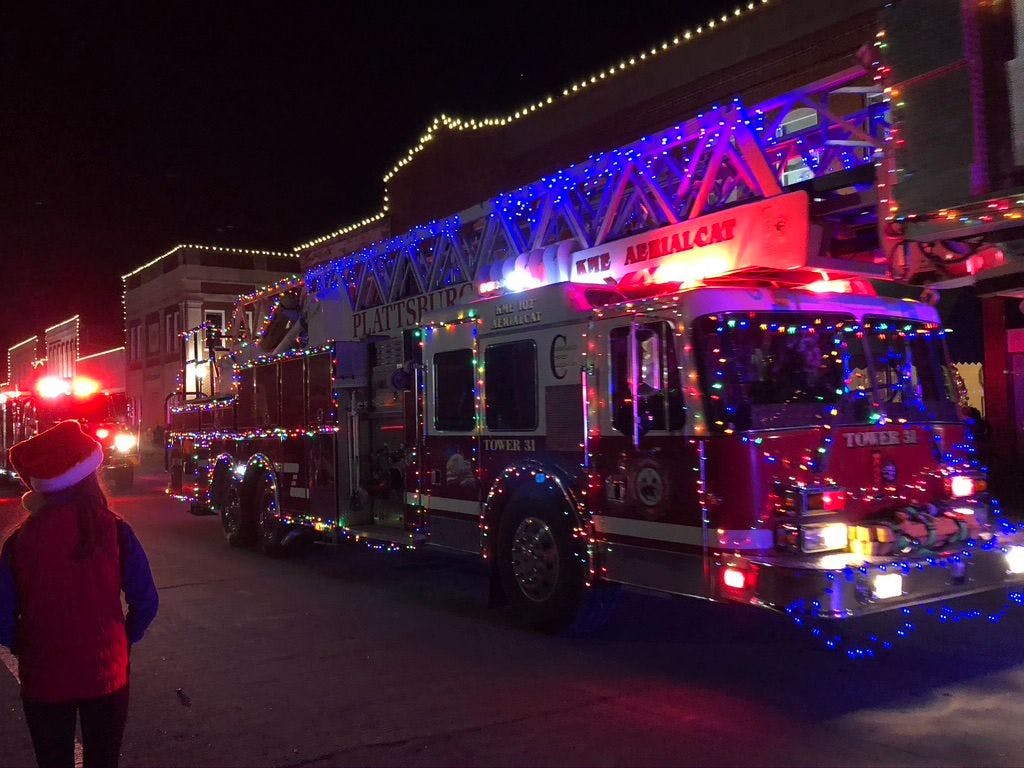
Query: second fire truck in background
0 375 140 489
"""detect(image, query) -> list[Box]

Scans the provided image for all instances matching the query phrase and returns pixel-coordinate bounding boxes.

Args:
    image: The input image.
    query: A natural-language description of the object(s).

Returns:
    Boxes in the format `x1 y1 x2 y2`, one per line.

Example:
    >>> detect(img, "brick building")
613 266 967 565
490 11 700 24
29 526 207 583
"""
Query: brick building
4 335 41 391
2 316 125 395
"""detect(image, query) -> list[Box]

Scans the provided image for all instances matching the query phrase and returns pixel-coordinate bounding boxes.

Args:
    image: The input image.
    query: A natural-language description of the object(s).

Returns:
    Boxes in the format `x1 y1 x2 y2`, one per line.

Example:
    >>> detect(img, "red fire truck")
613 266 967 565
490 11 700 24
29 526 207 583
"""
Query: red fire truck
1 375 140 490
166 191 1024 631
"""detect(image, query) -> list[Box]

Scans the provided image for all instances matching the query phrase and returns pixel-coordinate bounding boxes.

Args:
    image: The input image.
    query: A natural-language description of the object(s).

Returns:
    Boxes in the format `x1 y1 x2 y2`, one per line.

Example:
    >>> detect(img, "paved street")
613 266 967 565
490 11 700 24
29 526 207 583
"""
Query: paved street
3 472 1024 767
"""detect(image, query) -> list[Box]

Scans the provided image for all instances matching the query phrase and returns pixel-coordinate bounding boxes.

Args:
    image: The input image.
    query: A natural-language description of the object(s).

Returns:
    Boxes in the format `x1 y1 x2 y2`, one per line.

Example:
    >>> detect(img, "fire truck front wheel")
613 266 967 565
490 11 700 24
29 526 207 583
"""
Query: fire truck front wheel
221 484 255 548
496 499 587 633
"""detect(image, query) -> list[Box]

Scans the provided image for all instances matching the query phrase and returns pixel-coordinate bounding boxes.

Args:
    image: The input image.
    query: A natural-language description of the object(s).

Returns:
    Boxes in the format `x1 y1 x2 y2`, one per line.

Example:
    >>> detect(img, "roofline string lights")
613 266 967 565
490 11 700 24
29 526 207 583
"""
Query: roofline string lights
119 243 300 357
76 346 125 362
294 0 775 252
121 243 298 281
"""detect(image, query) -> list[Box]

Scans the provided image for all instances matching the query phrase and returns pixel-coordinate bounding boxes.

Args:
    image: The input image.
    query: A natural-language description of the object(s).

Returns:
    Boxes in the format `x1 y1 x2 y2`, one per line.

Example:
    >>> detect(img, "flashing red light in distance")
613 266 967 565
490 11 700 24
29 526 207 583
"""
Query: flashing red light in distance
950 475 976 498
70 377 100 398
36 376 71 399
95 428 110 439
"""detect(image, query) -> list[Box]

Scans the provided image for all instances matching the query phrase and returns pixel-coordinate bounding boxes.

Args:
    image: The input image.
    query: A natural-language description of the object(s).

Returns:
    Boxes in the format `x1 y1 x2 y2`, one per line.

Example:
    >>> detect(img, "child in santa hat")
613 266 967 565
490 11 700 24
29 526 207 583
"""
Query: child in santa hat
0 420 158 768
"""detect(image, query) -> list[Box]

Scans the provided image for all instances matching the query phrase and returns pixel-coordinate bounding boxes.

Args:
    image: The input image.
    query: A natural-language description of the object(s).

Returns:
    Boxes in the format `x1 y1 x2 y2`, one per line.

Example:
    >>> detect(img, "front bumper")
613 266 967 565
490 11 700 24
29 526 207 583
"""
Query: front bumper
716 535 1024 619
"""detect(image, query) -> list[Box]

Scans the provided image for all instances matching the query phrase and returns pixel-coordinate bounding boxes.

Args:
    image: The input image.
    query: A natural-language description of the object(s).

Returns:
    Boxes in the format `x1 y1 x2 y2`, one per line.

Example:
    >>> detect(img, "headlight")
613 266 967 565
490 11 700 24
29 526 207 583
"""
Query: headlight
872 573 903 599
113 433 137 453
949 474 986 498
801 522 848 553
1006 546 1024 575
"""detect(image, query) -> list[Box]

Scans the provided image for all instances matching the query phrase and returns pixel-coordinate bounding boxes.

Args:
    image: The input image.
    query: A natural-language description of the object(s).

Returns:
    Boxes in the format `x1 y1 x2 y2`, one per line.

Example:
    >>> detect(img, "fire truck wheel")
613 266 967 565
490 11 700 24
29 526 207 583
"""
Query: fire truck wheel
496 499 587 633
189 501 215 516
256 474 288 558
221 484 255 548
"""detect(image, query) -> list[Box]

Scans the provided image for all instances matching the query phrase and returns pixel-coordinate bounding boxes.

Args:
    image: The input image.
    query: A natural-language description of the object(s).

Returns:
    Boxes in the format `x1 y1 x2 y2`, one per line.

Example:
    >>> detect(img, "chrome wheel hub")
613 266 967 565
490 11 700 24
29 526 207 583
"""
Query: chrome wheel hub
510 517 559 602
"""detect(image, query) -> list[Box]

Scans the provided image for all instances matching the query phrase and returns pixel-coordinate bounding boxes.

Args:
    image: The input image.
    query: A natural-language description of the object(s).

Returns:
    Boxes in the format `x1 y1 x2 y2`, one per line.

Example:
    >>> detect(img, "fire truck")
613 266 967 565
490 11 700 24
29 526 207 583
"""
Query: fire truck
166 190 1024 631
0 375 140 490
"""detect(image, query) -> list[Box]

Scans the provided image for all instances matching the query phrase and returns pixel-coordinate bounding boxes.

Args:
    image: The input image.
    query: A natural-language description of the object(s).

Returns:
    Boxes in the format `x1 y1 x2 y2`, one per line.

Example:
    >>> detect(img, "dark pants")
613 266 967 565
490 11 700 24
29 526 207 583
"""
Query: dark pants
22 685 129 768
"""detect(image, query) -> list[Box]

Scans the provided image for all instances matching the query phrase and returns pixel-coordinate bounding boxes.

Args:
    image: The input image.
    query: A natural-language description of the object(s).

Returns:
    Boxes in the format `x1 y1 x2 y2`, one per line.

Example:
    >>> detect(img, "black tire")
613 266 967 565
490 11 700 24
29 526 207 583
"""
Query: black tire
202 465 230 516
221 484 255 548
256 473 288 557
189 501 215 516
169 463 184 495
496 494 590 633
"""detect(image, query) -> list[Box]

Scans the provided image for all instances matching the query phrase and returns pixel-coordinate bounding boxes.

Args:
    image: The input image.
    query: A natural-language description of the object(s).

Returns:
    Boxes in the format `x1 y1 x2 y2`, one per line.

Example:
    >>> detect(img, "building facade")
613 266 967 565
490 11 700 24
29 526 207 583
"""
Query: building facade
75 346 126 393
5 335 41 391
3 317 124 395
122 243 299 436
873 0 1024 503
43 316 79 380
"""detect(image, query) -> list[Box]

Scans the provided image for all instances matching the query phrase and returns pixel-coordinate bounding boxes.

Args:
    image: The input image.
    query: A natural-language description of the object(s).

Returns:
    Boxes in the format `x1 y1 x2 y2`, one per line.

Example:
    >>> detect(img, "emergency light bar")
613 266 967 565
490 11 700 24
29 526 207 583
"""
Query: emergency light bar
35 375 102 399
479 270 545 296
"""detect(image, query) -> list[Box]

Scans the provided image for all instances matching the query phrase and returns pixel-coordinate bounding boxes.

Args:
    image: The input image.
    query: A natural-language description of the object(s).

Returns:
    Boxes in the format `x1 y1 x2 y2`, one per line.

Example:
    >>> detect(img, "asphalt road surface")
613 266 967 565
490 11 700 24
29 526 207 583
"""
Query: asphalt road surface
3 471 1024 767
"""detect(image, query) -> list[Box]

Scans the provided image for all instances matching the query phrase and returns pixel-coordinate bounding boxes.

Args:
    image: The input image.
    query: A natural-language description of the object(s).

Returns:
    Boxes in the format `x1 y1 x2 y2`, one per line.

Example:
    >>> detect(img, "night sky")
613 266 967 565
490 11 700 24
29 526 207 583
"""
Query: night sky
1 1 751 362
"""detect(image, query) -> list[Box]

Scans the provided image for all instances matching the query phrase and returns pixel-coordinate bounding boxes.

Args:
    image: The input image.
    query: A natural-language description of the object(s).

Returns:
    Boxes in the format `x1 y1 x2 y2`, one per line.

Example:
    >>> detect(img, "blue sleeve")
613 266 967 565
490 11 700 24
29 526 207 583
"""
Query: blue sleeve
0 535 18 650
118 521 159 644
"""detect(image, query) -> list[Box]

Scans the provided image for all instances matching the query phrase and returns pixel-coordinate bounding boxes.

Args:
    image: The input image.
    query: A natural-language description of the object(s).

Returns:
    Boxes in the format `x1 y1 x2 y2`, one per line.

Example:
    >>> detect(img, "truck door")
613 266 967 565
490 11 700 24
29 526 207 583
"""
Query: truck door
304 351 338 525
358 336 412 528
597 315 699 526
420 319 480 517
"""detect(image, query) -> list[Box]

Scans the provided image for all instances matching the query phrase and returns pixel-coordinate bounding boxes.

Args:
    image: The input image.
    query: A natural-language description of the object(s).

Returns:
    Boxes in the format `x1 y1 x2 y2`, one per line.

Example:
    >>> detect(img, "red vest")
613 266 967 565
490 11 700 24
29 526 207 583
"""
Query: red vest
11 500 128 702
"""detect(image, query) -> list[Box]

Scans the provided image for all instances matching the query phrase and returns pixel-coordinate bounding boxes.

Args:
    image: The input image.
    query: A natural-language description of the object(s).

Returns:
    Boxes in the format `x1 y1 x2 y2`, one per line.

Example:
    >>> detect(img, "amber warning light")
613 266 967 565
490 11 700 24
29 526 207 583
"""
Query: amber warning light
71 377 100 397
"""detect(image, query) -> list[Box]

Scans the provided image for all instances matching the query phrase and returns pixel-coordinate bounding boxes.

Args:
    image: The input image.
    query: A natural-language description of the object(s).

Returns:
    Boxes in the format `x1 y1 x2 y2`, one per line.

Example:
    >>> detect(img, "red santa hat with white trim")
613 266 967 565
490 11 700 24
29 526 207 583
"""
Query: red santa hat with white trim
9 420 104 493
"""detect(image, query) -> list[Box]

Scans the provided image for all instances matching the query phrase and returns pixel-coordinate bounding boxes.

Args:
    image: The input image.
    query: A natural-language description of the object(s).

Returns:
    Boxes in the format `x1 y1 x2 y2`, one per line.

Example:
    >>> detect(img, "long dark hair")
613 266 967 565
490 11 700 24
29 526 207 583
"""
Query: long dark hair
41 473 111 560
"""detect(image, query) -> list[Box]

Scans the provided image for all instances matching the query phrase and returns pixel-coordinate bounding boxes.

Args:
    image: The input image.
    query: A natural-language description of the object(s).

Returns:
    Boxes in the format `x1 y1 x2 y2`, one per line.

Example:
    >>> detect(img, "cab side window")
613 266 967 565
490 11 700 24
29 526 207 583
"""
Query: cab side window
485 340 537 431
433 349 475 431
610 321 684 435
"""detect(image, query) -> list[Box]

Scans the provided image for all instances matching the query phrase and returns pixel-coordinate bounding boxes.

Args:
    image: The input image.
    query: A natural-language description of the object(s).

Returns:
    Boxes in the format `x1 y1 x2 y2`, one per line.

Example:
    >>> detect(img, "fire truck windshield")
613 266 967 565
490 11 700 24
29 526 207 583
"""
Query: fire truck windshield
860 316 959 423
694 313 958 432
